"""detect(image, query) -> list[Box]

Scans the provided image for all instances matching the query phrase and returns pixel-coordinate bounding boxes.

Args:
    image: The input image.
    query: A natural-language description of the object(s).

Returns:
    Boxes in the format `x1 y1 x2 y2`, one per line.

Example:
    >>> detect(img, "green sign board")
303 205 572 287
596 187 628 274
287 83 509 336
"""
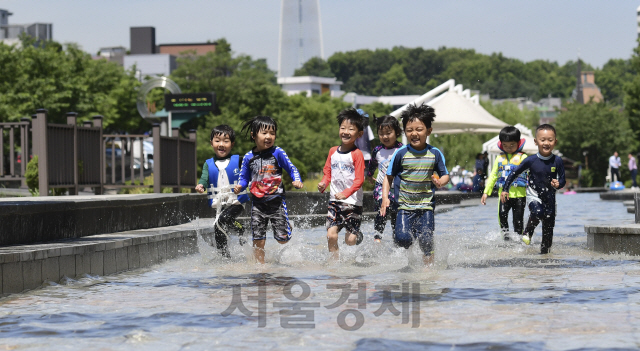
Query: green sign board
165 93 215 111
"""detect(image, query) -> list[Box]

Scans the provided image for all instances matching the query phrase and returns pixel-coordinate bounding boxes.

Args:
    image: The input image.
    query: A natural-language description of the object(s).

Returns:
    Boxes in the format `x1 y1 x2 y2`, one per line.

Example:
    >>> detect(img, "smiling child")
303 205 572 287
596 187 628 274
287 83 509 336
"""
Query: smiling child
195 125 250 258
501 124 565 254
318 108 366 259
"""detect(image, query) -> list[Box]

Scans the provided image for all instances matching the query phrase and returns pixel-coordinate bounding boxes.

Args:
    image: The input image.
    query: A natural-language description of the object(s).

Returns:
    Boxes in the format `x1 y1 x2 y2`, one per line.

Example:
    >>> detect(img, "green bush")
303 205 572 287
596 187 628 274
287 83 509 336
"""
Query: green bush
25 155 39 196
25 156 66 196
580 169 595 188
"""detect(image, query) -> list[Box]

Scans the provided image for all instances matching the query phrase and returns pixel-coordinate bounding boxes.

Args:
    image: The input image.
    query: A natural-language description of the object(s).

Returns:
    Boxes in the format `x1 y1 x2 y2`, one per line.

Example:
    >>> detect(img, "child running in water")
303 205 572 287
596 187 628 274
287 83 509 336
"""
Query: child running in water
318 108 366 258
367 115 403 242
381 103 450 265
481 126 528 240
195 125 249 258
501 124 565 254
234 116 304 264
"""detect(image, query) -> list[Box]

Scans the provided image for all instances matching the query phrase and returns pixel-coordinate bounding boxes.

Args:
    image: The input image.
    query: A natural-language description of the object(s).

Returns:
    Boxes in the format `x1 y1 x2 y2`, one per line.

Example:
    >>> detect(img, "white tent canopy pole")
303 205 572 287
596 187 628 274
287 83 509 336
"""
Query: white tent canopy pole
390 79 456 119
390 79 506 144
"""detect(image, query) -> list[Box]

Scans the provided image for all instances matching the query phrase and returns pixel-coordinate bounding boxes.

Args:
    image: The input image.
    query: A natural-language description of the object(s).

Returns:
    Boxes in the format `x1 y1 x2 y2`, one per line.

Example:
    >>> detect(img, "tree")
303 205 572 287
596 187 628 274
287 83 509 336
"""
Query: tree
430 133 490 171
596 59 633 106
481 101 539 130
293 57 334 77
624 40 640 139
556 102 638 185
373 63 411 96
0 37 142 132
170 38 352 177
321 46 593 102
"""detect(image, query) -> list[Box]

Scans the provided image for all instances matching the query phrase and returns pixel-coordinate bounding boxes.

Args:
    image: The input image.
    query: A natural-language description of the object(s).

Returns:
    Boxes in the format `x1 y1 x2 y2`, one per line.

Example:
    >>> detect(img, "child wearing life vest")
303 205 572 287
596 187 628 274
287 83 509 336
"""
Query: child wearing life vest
481 126 528 240
195 125 250 258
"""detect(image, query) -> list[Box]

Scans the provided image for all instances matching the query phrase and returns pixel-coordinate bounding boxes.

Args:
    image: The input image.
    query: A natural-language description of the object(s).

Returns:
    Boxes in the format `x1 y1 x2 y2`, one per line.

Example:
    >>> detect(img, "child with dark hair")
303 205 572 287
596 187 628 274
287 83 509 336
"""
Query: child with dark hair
380 103 450 265
318 108 366 258
233 116 304 264
481 126 528 240
195 125 249 258
501 124 565 254
367 115 403 242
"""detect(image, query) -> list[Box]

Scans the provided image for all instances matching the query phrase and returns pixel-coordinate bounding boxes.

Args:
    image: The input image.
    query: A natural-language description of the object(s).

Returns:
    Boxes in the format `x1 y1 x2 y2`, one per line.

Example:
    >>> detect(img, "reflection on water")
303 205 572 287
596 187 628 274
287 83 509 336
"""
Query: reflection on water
1 193 639 350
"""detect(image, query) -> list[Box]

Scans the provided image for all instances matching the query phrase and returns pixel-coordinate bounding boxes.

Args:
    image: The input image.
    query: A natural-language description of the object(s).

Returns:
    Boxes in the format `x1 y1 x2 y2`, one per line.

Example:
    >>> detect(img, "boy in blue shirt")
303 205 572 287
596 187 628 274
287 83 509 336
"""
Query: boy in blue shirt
380 103 450 265
501 124 565 254
233 116 304 264
195 125 250 258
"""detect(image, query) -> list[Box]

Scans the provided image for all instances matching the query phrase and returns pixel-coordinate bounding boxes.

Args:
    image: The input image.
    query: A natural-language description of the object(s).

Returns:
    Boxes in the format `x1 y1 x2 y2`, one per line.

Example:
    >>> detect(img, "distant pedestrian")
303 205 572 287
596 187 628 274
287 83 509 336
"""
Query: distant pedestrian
482 151 489 178
475 153 484 176
629 153 638 189
609 151 621 182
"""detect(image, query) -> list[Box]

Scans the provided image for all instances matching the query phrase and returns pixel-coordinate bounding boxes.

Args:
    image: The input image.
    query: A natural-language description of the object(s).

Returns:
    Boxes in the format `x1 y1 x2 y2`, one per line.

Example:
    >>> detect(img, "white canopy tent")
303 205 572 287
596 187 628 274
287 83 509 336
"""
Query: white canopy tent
390 79 508 144
482 123 539 173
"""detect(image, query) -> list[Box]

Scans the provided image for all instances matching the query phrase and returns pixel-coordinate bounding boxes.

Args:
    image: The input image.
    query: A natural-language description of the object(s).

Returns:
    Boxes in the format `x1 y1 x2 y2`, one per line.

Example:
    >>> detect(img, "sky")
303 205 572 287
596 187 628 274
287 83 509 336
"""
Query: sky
1 0 638 70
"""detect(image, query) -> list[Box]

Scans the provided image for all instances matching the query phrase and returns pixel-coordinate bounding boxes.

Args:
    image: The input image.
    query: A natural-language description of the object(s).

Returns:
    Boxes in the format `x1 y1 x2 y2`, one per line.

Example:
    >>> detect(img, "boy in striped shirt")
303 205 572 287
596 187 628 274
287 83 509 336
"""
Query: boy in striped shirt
380 103 449 265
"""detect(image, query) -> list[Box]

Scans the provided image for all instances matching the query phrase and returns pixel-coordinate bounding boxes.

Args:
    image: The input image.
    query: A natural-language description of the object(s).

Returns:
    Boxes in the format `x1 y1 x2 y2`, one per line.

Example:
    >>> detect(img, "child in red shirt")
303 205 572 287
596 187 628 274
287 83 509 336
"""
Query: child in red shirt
318 108 366 259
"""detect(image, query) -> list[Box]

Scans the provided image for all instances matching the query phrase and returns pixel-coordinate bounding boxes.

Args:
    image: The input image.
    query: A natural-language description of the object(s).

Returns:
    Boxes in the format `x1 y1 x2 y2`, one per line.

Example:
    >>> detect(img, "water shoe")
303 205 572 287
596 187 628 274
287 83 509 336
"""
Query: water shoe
374 234 382 243
522 235 531 245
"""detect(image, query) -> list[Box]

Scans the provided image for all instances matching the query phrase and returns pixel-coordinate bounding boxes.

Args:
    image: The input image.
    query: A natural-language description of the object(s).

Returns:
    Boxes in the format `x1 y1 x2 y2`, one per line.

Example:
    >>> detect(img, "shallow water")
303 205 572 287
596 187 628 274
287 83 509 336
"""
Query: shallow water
1 193 638 350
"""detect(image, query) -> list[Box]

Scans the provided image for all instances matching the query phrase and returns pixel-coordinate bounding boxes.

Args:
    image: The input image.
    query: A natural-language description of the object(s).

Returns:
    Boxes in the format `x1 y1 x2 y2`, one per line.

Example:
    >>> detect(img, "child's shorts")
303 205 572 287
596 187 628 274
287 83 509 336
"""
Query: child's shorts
373 182 395 202
394 209 435 256
326 201 363 233
250 197 291 242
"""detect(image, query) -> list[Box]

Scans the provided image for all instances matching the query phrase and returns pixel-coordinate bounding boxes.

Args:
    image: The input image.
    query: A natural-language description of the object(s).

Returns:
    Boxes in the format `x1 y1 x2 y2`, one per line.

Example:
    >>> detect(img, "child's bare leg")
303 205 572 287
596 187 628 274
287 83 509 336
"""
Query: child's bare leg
327 226 340 258
253 239 266 264
345 231 357 246
423 254 434 266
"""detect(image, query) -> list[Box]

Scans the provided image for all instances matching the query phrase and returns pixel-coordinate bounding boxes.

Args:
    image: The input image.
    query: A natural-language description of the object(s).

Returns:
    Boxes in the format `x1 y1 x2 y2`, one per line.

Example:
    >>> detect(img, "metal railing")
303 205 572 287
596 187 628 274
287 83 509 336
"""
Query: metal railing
30 109 197 196
102 134 149 189
152 124 197 193
0 119 30 187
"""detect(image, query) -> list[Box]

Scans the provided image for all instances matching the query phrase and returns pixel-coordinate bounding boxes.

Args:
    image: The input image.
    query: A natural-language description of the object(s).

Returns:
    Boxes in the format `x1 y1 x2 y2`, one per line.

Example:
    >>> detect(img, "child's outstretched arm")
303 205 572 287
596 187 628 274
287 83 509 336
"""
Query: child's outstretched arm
234 153 251 194
366 147 379 184
551 157 567 189
196 161 209 194
431 148 450 188
481 157 500 205
318 149 333 193
380 174 393 217
274 147 303 188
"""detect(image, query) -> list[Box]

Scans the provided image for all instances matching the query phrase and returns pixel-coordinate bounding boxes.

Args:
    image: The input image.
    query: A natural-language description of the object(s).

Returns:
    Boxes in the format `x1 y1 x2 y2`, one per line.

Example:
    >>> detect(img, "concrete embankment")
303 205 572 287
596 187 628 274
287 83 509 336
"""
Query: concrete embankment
0 191 480 295
585 192 640 254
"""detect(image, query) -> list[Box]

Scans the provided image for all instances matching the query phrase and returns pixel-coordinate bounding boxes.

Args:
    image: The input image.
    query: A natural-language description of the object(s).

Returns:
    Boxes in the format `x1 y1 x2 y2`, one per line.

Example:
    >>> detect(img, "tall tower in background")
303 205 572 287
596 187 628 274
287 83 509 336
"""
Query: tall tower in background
278 0 324 77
